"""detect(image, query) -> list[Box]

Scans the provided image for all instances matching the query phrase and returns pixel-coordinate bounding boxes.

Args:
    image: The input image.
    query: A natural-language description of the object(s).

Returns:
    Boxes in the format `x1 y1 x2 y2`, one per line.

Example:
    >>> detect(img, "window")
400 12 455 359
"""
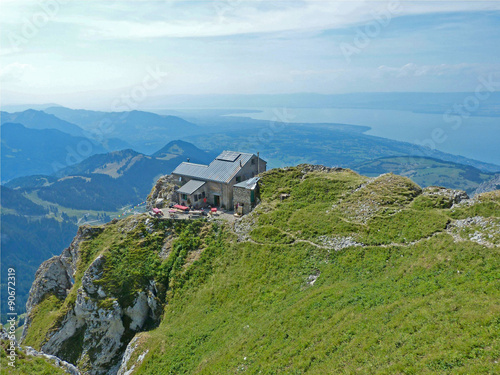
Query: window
251 159 256 165
194 195 198 202
202 192 206 198
236 176 242 183
182 194 187 200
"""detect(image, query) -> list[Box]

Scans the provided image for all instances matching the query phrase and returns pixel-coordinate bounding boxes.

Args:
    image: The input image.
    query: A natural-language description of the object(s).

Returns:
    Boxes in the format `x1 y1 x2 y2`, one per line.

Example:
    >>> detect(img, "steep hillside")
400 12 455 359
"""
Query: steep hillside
353 156 496 195
0 186 48 215
21 166 500 374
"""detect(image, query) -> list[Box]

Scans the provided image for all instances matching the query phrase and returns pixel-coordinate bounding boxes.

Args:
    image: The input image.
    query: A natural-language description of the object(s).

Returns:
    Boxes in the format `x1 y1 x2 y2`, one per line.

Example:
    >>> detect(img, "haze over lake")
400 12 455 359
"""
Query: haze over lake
229 108 500 166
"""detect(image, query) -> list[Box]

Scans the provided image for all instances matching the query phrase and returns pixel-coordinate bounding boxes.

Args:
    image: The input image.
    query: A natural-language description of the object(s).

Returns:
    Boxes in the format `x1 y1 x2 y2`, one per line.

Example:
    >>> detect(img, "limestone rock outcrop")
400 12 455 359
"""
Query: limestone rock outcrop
22 221 162 375
146 174 180 209
422 186 469 208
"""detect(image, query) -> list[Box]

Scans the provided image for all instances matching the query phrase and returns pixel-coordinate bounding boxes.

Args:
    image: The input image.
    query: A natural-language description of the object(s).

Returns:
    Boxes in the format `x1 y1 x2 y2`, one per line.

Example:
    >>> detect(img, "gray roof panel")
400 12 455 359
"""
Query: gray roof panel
234 177 260 190
177 179 206 195
172 151 255 183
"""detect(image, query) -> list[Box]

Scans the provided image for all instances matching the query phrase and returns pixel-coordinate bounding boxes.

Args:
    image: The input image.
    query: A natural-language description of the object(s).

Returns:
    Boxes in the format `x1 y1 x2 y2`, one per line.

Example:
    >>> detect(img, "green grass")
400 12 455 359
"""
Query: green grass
412 193 455 209
250 225 294 244
134 234 500 374
22 295 63 350
257 168 368 240
23 166 500 374
287 204 362 239
22 216 225 368
121 167 500 374
1 341 67 375
362 209 450 245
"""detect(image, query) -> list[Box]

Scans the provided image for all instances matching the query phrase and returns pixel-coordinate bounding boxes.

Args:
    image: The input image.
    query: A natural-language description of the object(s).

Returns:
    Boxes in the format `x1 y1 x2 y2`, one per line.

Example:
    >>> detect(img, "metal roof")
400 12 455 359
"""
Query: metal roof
216 151 241 162
177 180 206 195
172 151 256 183
234 177 260 190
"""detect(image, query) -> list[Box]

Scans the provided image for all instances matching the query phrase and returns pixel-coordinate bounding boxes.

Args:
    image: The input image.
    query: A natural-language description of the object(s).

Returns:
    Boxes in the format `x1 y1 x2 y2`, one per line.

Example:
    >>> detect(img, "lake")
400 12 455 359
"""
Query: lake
228 107 500 166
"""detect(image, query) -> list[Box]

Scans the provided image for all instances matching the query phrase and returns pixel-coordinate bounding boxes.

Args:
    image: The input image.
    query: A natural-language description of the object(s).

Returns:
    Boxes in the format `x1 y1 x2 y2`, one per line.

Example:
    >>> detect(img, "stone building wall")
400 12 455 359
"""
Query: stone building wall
233 187 253 214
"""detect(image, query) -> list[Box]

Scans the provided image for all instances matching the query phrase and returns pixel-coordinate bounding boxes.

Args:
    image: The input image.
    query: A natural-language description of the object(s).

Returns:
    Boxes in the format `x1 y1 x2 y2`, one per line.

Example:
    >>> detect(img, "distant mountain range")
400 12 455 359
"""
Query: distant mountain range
1 123 108 182
152 139 217 160
1 109 86 137
0 108 203 182
0 185 78 324
44 107 201 154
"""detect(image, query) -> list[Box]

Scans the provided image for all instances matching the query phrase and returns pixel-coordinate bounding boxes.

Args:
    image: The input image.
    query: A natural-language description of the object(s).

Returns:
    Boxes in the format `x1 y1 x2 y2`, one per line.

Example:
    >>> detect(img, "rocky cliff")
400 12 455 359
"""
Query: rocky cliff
146 174 180 209
20 215 209 374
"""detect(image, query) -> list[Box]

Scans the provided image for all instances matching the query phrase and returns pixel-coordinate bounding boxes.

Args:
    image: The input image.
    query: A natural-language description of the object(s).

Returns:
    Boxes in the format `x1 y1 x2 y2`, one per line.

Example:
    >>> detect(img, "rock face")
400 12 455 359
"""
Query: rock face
447 216 500 248
22 256 72 338
21 225 104 343
116 334 150 375
146 174 181 209
422 186 469 208
22 222 163 375
24 346 82 375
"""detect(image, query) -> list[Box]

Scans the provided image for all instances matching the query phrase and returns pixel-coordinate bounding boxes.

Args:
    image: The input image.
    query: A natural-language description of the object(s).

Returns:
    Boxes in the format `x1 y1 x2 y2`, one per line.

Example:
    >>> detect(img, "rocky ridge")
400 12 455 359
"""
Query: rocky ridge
21 218 164 375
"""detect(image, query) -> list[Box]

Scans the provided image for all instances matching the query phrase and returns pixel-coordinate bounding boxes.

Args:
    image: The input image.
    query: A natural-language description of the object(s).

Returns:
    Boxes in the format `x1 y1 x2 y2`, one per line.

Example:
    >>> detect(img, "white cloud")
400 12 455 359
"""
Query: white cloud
0 62 33 82
3 0 496 41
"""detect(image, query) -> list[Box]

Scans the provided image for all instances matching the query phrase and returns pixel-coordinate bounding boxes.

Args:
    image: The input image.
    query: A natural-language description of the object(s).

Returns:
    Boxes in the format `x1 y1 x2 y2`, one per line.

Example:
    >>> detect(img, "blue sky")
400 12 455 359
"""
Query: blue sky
1 1 499 108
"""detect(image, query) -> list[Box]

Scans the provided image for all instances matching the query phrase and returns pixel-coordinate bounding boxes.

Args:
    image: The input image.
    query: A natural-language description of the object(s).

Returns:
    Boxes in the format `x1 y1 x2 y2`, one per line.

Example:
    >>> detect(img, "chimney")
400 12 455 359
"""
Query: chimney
187 158 190 163
240 160 242 167
257 152 260 174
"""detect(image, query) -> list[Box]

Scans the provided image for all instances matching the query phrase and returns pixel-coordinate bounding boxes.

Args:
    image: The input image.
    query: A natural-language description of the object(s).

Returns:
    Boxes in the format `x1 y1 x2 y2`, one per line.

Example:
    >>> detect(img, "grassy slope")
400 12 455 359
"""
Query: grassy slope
24 167 500 374
0 341 67 375
131 168 499 374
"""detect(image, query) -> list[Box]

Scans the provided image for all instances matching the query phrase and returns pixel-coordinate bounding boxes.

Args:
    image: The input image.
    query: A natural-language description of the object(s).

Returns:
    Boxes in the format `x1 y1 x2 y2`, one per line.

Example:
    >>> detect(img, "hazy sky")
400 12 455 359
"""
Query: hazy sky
1 1 500 108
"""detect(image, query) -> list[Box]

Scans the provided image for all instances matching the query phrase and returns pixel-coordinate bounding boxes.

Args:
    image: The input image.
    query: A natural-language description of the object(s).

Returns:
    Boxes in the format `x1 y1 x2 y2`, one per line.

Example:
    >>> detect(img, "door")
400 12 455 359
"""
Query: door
214 195 220 206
